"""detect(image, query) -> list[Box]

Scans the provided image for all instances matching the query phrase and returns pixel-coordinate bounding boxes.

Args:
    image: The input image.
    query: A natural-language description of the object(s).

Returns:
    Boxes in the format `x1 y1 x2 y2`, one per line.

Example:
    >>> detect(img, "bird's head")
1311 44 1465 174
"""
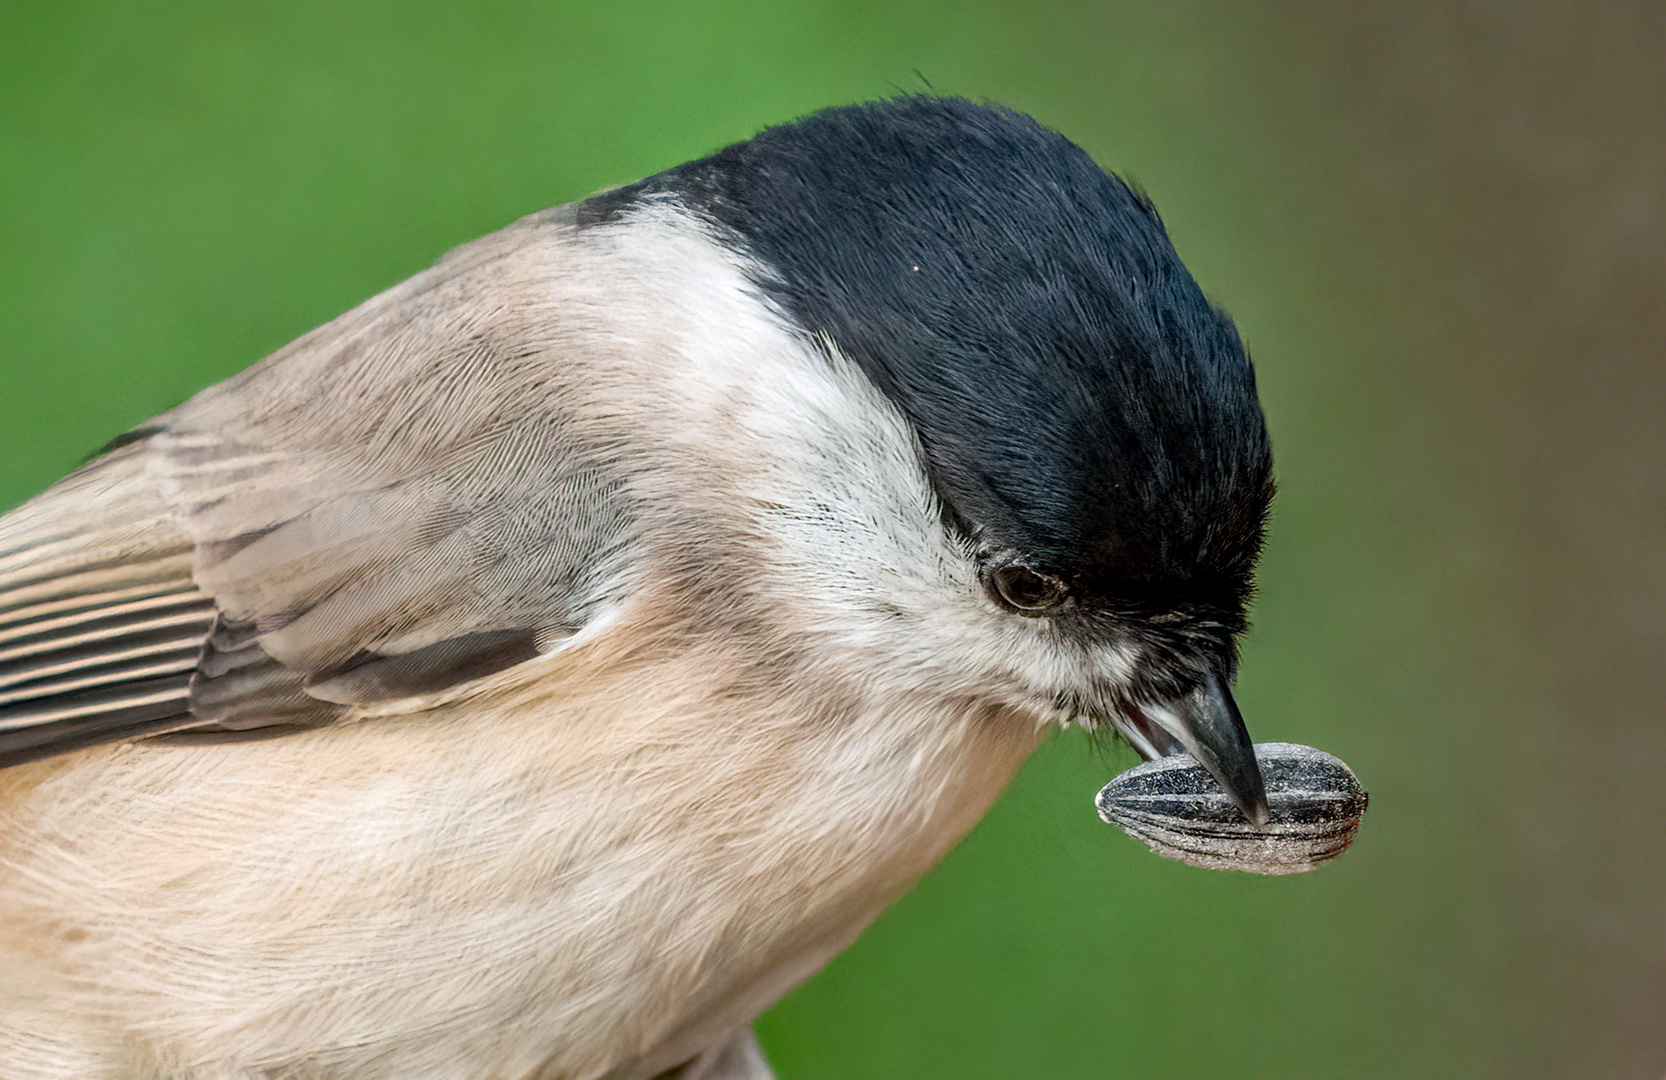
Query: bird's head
579 98 1274 821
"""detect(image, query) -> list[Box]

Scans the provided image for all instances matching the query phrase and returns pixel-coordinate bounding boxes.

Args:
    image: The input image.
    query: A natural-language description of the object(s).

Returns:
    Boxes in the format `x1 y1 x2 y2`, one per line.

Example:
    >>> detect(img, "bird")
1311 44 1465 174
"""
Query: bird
0 97 1274 1080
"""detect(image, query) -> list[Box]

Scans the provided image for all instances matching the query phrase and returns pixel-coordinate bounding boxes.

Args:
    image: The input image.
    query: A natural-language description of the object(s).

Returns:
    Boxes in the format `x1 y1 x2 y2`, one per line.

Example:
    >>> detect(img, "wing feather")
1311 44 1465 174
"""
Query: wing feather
0 448 218 763
0 203 640 768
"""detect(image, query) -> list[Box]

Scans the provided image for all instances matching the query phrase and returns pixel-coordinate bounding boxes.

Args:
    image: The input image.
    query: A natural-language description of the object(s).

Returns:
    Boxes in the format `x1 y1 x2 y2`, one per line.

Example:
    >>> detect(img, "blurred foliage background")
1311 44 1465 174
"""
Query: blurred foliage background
3 2 1662 1077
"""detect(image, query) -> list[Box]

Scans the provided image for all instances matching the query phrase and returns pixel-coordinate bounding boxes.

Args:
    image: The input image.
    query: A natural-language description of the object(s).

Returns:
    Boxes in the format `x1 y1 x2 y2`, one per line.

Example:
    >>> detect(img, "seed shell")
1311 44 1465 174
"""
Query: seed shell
1096 742 1367 875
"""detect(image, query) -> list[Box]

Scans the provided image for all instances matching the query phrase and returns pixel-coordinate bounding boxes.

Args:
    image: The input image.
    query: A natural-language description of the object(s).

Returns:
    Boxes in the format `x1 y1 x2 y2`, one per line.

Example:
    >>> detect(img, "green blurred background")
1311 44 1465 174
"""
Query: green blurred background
3 2 1662 1077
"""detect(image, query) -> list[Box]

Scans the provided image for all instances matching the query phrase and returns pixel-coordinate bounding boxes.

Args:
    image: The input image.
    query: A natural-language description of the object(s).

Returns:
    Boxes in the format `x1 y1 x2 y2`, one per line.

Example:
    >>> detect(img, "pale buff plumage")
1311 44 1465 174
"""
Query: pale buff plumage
0 204 1059 1079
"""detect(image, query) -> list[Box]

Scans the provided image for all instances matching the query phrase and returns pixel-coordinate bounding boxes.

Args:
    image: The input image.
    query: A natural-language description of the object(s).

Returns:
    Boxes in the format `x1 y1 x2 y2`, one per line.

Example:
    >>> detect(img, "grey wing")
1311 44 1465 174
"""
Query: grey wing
0 205 640 769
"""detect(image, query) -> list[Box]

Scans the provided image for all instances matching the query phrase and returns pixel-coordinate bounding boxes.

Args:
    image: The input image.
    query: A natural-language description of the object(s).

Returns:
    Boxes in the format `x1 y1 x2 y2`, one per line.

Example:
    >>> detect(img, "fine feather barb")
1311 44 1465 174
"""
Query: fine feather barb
0 205 640 768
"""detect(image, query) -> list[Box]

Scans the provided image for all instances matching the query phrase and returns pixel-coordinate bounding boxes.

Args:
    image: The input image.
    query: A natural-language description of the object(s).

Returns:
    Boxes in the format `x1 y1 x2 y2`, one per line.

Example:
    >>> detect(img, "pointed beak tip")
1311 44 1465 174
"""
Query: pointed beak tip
1217 758 1269 827
1140 674 1269 828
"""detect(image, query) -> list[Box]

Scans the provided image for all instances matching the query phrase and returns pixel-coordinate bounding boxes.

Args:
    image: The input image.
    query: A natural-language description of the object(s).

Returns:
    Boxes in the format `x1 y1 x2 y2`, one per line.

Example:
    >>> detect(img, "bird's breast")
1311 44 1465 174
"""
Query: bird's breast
0 629 1045 1079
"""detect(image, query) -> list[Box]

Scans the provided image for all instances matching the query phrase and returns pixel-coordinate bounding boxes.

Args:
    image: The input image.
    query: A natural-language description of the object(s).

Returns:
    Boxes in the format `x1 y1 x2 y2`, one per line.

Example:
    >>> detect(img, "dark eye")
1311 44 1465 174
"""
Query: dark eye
984 561 1068 614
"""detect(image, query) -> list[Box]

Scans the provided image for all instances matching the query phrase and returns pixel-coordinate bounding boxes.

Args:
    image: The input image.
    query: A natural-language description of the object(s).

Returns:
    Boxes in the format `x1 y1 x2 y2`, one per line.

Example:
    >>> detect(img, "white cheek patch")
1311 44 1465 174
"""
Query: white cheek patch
568 204 1133 717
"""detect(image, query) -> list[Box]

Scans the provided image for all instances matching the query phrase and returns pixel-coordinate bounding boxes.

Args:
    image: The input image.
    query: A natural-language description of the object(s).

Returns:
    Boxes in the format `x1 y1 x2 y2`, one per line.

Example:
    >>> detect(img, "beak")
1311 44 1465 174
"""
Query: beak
1112 673 1268 825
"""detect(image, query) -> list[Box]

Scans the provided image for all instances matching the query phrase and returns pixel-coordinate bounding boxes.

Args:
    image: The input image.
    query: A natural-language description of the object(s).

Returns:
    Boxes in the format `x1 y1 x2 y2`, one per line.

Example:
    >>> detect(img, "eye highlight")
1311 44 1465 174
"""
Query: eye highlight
983 559 1069 615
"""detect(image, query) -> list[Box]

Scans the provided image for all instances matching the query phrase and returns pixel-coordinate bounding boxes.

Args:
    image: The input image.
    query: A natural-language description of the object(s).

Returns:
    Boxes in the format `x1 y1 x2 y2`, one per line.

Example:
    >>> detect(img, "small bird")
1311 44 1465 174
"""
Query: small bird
0 98 1274 1079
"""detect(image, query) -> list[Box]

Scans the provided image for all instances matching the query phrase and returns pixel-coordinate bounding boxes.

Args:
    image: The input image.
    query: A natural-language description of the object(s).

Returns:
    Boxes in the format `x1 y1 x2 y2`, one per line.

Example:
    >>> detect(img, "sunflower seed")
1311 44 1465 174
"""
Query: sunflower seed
1096 742 1367 875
